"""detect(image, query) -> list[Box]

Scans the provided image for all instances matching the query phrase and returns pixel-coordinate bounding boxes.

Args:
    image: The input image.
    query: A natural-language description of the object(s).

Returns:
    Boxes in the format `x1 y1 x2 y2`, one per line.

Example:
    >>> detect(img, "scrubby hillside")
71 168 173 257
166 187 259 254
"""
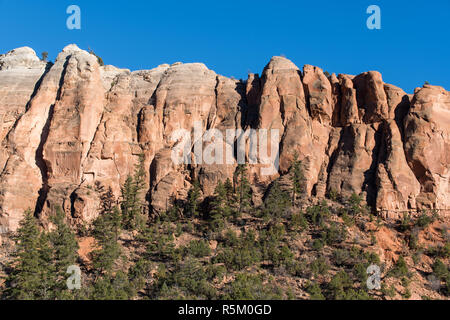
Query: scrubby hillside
1 161 448 300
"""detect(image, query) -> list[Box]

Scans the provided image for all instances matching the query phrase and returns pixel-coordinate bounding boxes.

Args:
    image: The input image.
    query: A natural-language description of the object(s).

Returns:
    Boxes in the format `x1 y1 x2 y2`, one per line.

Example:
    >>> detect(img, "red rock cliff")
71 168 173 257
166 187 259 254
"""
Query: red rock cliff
0 45 448 231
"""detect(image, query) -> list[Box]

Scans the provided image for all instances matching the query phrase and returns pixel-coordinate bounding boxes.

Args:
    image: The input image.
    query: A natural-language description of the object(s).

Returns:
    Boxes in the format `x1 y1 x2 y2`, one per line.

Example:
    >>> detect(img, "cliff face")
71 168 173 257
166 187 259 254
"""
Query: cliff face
0 45 449 231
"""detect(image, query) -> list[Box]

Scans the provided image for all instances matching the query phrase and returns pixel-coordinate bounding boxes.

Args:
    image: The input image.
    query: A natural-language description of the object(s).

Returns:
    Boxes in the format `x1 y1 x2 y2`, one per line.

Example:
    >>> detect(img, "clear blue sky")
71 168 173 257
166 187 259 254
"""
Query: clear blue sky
1 0 449 93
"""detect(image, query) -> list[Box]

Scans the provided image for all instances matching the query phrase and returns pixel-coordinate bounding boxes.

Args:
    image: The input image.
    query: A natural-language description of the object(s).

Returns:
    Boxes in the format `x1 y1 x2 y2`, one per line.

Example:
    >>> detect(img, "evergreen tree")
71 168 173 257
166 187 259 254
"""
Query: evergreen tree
185 180 201 218
90 197 129 299
99 186 122 228
4 210 51 299
91 206 121 275
91 271 133 300
224 178 237 217
224 178 234 202
36 232 57 299
290 153 305 204
263 181 291 221
209 181 232 231
127 257 151 297
48 206 79 298
121 154 146 230
234 164 252 216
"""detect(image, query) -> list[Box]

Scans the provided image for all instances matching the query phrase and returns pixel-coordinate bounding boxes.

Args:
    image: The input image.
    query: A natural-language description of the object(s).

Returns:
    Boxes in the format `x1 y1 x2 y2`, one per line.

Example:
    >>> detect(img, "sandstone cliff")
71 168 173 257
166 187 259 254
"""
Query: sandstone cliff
0 45 448 231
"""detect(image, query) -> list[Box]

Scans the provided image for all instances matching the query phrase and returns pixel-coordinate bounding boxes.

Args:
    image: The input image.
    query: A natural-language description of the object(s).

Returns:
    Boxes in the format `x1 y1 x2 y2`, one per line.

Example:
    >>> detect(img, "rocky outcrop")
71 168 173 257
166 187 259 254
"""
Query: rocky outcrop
375 120 421 213
0 45 448 231
404 85 450 210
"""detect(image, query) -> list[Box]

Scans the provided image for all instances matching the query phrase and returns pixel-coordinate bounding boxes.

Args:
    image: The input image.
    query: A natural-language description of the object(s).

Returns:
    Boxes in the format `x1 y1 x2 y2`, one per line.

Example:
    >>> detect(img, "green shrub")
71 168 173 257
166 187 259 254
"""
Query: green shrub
310 256 330 276
186 239 211 258
399 213 412 232
328 270 352 300
272 245 294 267
341 209 355 226
432 259 449 280
347 193 364 215
415 213 433 229
306 201 330 226
353 263 368 284
160 258 217 299
332 249 351 267
322 222 347 245
381 283 396 298
426 242 449 259
408 232 418 250
286 261 308 277
342 288 371 300
290 212 308 231
389 256 409 278
306 282 325 300
364 251 381 265
213 246 261 271
327 188 339 202
312 239 324 251
223 273 284 300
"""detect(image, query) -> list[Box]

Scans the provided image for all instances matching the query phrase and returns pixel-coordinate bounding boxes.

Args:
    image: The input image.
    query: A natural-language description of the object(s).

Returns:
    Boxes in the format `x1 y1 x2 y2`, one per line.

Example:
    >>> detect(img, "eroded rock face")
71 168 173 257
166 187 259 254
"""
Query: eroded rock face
0 48 47 161
0 47 71 230
353 71 389 123
0 45 448 230
376 120 421 216
404 85 450 210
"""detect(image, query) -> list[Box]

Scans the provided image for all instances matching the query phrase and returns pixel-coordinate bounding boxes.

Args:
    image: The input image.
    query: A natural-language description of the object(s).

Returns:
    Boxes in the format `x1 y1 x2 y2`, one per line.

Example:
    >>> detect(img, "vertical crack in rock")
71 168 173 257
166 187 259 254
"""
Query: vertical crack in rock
25 63 53 112
34 103 55 216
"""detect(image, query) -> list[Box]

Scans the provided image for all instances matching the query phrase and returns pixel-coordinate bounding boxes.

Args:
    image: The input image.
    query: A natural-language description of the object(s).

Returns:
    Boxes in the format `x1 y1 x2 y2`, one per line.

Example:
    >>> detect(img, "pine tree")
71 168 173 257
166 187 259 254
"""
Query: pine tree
91 271 133 300
48 206 79 298
209 181 232 231
290 153 305 205
224 178 237 217
224 178 234 201
121 175 135 228
99 186 122 229
121 154 146 230
263 181 291 221
90 199 129 299
185 180 201 218
36 232 56 299
4 210 51 299
91 206 121 275
234 164 252 216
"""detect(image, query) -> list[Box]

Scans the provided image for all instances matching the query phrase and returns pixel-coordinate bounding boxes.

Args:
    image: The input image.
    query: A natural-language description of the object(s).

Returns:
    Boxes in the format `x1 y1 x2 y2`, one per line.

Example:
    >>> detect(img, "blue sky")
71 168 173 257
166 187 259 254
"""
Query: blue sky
0 0 449 93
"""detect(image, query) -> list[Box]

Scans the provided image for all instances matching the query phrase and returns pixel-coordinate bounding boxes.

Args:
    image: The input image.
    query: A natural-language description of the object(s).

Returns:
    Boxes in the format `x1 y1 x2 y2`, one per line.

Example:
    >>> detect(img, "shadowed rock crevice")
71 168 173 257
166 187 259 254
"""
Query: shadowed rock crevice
26 62 53 111
34 104 54 217
363 123 383 209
